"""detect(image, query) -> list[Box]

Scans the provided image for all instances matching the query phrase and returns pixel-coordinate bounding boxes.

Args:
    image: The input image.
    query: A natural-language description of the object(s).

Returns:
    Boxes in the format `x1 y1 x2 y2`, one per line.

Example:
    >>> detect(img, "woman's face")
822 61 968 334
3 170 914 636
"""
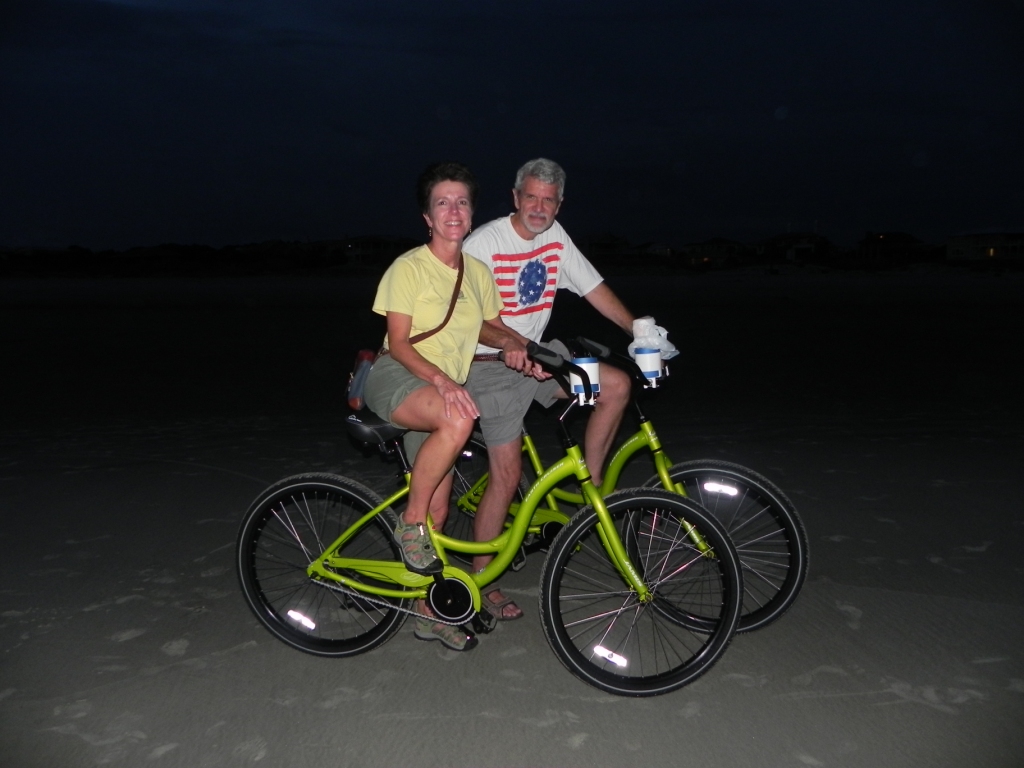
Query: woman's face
422 180 473 245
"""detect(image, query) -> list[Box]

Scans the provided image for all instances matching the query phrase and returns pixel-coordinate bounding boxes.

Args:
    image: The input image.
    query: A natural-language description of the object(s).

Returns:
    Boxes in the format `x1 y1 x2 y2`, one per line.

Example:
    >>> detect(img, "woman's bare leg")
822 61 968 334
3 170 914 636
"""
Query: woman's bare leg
391 387 473 526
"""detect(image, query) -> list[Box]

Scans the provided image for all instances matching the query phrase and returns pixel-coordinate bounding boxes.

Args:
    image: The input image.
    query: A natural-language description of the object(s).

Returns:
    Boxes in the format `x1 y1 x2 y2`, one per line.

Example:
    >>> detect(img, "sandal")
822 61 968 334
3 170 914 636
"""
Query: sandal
481 584 524 621
414 617 479 652
393 520 442 574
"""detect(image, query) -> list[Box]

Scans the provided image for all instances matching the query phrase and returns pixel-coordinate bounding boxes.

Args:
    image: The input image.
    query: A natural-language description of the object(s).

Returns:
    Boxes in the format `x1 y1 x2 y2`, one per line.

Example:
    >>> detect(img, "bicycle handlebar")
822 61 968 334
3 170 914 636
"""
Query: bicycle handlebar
574 336 651 389
525 340 565 368
574 336 611 359
525 341 594 403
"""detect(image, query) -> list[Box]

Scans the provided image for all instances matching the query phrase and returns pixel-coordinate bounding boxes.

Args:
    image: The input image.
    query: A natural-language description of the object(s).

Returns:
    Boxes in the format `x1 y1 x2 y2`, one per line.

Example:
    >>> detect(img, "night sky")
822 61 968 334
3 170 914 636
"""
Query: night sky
2 0 1022 251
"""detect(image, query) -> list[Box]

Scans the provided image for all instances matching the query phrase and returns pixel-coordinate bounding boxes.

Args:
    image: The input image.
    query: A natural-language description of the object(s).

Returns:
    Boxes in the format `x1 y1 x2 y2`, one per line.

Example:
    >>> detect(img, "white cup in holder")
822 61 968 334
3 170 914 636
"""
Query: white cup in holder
633 347 662 387
569 357 601 404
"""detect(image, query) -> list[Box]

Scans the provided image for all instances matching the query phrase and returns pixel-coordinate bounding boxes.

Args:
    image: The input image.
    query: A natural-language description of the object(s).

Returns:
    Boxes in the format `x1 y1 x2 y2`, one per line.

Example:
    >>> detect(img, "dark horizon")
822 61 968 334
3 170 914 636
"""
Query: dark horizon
2 1 1022 253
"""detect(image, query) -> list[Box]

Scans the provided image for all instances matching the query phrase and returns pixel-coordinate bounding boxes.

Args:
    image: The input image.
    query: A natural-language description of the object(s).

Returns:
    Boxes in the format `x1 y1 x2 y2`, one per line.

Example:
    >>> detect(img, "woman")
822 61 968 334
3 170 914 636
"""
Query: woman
363 161 503 652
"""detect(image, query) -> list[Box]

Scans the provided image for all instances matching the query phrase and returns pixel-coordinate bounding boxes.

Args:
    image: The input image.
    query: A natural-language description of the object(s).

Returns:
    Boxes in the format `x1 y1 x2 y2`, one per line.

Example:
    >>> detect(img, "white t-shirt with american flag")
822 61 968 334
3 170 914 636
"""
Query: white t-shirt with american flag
465 214 604 354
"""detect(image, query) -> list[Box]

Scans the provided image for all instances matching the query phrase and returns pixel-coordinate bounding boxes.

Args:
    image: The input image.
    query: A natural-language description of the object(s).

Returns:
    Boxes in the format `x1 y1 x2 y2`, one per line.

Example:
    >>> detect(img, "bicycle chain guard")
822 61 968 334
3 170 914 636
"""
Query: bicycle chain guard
311 578 477 627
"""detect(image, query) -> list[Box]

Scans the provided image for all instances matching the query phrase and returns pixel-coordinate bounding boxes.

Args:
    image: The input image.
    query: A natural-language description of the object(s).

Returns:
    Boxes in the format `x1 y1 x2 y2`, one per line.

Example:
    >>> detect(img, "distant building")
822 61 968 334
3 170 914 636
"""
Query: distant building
856 232 936 266
947 232 1024 262
679 237 750 269
576 233 632 271
338 236 421 270
754 232 837 265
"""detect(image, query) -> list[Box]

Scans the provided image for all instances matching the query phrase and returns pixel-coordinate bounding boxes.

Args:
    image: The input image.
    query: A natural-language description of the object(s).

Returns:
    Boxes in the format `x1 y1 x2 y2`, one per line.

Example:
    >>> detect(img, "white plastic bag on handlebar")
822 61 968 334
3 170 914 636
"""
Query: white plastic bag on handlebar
628 316 679 360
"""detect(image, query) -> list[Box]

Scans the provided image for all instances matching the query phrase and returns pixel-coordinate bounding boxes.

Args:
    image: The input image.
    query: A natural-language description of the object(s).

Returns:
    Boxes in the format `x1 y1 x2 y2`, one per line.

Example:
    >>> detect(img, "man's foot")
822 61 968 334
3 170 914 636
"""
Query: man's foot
481 584 524 621
414 616 478 651
393 520 442 574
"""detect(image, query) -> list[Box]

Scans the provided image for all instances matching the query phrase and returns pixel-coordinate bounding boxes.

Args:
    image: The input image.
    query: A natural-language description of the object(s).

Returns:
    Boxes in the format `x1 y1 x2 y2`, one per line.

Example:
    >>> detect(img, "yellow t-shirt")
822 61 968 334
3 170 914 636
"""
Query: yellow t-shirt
373 245 503 384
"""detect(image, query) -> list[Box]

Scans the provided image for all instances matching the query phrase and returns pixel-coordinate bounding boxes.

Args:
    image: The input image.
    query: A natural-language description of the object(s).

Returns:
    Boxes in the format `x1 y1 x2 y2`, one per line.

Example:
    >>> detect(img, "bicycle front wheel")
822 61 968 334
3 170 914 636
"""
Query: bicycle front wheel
540 489 742 697
236 473 408 657
645 460 808 632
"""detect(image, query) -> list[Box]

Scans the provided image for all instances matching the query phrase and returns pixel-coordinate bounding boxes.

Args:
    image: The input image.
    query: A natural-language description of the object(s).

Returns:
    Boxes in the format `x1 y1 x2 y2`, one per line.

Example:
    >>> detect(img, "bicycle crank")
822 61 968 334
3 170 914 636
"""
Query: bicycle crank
427 574 475 624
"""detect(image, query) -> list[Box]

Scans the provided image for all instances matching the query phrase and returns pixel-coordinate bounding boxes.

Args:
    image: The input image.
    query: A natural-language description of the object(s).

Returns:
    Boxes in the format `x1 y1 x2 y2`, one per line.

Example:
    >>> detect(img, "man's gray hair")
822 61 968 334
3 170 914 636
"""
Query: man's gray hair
514 158 566 201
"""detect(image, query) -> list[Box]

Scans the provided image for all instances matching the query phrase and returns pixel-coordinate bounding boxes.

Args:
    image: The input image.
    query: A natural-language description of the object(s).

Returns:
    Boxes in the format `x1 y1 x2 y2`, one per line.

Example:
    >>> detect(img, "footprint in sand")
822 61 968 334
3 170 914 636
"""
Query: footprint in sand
54 699 93 719
161 639 189 657
566 733 588 749
960 541 992 553
232 737 268 762
318 687 359 708
835 601 862 629
111 628 146 642
677 701 701 719
791 665 849 686
795 753 824 766
147 743 179 759
723 672 770 688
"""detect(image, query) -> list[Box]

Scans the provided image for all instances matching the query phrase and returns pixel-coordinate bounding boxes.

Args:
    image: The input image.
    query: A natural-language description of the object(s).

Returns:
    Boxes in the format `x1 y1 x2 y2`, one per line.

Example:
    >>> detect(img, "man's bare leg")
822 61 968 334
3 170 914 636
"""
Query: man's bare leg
471 438 524 619
582 363 630 488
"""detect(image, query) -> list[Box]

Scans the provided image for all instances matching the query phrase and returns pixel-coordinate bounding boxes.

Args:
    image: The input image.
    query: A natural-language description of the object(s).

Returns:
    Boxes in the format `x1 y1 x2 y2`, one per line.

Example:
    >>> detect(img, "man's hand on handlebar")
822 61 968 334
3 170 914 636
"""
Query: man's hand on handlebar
500 338 551 380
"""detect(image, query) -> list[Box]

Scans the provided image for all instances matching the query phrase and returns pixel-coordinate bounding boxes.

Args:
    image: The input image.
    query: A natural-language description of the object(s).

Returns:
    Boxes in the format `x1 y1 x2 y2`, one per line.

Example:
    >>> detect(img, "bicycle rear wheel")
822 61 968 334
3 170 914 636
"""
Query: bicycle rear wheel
540 488 742 697
645 460 808 632
236 473 408 657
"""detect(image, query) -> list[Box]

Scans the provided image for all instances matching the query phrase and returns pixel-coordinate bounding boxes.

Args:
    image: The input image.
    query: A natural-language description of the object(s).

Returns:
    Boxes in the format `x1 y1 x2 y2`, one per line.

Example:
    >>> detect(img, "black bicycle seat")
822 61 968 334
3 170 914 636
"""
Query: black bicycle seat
345 410 407 447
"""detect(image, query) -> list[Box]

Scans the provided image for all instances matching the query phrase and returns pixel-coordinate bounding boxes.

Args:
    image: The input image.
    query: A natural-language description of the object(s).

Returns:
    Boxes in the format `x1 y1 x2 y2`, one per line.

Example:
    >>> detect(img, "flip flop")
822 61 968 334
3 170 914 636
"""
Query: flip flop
481 584 524 621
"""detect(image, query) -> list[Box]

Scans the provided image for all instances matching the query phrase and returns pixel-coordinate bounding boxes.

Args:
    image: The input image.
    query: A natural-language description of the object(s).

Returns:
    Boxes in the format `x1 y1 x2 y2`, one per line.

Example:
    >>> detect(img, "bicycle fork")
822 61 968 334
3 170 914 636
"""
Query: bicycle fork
580 480 653 604
644 425 715 557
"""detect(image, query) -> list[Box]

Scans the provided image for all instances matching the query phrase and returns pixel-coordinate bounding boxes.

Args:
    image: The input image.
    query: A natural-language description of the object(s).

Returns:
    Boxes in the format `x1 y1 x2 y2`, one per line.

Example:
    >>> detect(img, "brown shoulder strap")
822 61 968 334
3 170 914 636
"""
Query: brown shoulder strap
408 254 464 345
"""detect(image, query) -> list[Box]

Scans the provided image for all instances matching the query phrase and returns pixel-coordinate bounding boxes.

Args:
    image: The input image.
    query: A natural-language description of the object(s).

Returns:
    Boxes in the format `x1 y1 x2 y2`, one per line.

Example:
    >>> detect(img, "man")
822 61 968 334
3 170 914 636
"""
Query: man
464 158 638 620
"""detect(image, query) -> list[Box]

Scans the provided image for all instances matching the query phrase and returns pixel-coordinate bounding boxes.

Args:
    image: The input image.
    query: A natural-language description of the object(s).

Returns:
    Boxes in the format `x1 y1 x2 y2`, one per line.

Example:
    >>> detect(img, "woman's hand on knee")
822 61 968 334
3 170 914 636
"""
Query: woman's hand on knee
432 375 480 421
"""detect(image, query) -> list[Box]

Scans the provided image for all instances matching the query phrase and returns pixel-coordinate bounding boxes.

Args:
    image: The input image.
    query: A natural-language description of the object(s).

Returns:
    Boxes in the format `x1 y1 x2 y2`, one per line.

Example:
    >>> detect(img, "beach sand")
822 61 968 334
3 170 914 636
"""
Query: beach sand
1 266 1022 767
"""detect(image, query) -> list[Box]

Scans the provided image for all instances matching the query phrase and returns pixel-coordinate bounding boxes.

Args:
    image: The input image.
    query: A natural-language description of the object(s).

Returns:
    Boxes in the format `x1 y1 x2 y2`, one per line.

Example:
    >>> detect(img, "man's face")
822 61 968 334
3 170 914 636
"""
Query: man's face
513 177 562 235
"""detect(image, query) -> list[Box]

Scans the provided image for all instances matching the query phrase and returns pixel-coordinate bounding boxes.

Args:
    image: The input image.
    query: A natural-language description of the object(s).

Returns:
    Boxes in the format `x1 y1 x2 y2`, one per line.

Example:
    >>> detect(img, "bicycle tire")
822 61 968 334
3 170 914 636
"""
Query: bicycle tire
539 488 742 697
644 460 808 632
444 432 530 553
236 473 408 657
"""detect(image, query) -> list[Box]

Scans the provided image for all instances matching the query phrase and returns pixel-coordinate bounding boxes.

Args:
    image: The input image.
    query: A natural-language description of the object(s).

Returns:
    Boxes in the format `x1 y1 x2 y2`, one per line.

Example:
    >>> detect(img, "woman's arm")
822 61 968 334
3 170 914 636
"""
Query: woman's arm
386 311 479 419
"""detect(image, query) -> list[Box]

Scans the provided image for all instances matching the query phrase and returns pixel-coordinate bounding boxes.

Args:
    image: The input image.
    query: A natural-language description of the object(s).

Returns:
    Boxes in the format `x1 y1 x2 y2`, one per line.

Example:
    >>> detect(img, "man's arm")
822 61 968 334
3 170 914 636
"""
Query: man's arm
479 317 537 375
582 282 635 335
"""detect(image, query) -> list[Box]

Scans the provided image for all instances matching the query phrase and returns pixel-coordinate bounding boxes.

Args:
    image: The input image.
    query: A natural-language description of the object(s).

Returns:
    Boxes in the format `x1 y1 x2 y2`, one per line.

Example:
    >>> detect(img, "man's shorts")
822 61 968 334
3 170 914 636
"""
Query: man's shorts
464 338 570 448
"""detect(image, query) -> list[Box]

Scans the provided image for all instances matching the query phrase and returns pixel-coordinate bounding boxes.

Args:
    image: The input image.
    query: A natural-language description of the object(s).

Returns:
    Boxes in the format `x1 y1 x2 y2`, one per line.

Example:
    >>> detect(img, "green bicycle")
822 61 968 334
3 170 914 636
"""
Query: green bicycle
444 336 809 633
236 344 743 697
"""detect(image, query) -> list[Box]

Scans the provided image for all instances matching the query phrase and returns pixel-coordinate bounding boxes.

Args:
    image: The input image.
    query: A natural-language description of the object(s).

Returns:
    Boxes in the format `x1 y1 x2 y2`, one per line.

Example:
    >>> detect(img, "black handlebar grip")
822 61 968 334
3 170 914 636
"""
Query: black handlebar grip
575 336 611 359
526 341 566 368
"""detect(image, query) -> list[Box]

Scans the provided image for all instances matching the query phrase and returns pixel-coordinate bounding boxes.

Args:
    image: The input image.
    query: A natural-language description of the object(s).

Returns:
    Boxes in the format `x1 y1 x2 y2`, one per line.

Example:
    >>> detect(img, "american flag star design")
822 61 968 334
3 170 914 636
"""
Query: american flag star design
518 260 547 305
492 242 562 316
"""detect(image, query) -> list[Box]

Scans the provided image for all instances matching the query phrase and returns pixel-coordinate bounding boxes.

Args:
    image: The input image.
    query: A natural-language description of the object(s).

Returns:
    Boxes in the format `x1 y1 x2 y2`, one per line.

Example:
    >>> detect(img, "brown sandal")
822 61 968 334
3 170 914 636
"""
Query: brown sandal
481 584 524 621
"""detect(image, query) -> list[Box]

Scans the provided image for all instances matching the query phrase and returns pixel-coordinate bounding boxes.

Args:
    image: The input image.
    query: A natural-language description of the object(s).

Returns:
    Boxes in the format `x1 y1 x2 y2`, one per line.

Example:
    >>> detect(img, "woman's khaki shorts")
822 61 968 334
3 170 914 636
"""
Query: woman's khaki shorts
363 354 429 425
362 353 443 468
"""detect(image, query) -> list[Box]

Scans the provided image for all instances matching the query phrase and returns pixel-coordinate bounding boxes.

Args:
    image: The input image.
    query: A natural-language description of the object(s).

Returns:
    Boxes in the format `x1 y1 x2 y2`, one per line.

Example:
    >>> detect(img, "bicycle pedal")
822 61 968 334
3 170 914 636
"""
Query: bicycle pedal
510 546 528 572
470 610 497 635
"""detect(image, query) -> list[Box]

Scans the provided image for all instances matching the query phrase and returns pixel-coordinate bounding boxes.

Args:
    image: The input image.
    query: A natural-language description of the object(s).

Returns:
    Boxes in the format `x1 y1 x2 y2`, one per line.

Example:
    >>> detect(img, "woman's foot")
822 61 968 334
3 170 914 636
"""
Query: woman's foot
482 584 524 621
414 615 478 651
393 520 442 574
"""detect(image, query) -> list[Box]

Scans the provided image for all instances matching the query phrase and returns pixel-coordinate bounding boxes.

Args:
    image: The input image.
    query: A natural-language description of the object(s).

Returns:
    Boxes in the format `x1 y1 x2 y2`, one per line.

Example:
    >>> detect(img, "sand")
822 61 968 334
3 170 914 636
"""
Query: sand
1 265 1021 767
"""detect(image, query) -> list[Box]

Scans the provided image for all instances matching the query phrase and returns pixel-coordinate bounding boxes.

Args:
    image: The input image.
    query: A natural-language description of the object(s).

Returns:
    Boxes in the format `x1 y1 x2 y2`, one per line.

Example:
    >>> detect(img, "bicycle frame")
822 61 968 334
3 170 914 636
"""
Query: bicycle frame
306 402 653 614
451 339 711 554
529 418 683 507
